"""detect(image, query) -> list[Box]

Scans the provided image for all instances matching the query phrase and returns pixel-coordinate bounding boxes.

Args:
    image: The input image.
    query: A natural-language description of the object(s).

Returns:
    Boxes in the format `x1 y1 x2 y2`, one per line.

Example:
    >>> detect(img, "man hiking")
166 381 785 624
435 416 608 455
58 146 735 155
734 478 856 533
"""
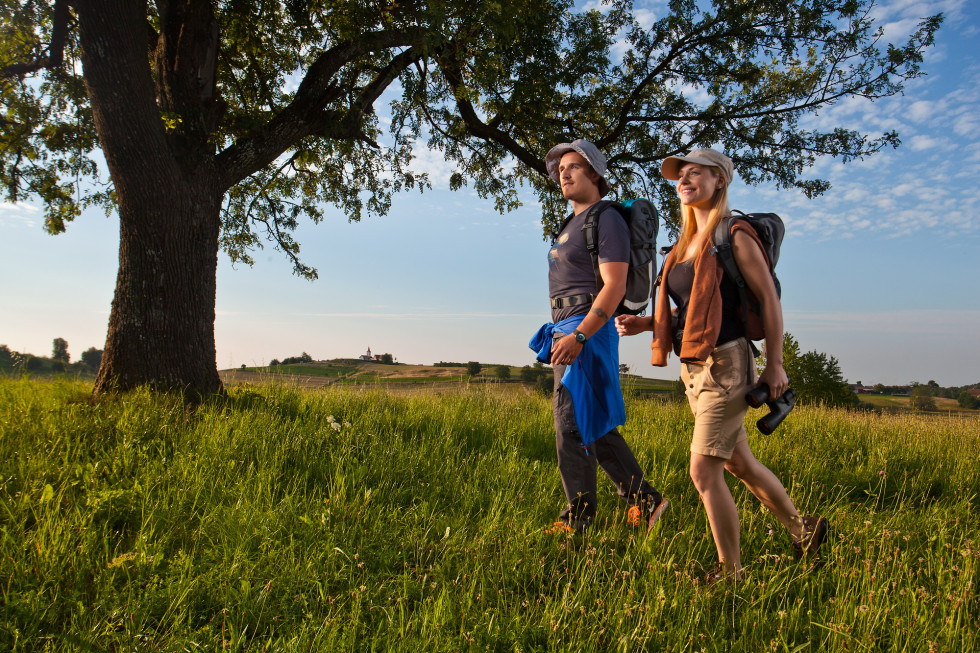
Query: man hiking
530 139 667 534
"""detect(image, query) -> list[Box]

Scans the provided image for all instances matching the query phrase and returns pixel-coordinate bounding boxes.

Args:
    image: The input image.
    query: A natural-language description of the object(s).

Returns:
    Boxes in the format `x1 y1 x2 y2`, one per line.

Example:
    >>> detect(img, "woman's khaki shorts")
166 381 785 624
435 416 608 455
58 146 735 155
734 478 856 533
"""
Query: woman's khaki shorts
683 338 757 460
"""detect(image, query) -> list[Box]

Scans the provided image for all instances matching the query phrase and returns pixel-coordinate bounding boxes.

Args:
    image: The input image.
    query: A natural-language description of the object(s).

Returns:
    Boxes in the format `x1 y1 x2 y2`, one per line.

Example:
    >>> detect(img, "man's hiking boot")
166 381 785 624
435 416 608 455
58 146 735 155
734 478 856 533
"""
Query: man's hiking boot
627 497 669 531
792 516 829 565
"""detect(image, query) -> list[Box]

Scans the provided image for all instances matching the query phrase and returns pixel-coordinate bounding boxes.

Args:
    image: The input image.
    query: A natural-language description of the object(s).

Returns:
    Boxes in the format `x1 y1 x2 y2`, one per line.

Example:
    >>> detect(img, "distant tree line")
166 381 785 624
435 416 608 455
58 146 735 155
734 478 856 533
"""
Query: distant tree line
522 363 552 394
864 380 979 410
457 360 551 392
270 353 314 366
0 341 103 374
267 351 396 367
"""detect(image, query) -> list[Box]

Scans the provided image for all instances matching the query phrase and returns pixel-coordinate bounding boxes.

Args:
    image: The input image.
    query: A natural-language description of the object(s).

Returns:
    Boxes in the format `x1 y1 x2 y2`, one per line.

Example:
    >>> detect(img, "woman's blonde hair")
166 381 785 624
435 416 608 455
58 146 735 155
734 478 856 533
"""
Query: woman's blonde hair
674 166 732 260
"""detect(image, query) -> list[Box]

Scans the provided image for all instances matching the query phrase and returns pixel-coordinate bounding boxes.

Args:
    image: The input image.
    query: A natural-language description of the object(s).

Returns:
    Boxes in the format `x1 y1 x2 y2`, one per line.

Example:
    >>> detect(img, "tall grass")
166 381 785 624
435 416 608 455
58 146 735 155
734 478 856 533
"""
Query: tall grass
1 377 976 651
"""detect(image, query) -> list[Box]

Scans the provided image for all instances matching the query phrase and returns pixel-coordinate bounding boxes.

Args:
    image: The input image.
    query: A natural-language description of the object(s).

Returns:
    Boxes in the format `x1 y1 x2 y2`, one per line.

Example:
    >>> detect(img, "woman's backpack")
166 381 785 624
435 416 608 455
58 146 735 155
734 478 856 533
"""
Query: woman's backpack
710 210 785 341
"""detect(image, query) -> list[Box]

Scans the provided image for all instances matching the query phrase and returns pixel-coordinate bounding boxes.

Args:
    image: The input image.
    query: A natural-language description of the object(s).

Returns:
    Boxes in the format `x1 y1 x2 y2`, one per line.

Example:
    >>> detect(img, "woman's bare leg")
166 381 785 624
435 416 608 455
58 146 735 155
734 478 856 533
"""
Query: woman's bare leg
725 439 803 539
690 452 742 576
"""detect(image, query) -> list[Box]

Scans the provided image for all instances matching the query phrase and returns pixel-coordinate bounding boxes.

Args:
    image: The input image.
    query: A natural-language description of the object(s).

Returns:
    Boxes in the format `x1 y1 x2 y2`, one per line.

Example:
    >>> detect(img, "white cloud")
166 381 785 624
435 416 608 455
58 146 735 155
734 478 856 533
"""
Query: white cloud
909 134 945 150
952 111 980 136
754 14 980 240
633 8 657 28
0 202 40 228
880 17 927 43
580 0 611 13
405 139 457 189
906 99 939 122
871 0 966 26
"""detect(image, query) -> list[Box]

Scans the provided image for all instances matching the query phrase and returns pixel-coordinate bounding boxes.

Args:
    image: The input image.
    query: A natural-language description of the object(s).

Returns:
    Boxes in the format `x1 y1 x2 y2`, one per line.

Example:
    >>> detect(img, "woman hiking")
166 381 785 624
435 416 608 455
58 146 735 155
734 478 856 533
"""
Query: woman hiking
616 148 828 584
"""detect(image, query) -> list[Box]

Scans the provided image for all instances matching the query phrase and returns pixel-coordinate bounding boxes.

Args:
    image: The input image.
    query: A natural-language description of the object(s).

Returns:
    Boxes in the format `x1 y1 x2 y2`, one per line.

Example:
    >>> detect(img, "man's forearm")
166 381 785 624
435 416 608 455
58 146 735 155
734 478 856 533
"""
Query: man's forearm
575 284 624 337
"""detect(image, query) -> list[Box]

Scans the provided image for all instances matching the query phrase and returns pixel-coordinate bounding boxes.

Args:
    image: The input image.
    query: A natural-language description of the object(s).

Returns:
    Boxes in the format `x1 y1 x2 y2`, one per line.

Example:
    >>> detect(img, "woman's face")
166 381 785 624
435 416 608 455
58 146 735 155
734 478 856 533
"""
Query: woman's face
676 163 723 209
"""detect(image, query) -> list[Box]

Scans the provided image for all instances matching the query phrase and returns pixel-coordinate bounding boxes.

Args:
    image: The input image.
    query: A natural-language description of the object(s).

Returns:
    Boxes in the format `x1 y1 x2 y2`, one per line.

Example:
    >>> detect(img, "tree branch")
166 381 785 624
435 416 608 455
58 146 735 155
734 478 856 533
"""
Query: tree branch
216 27 431 191
437 51 546 176
597 15 724 150
0 0 70 78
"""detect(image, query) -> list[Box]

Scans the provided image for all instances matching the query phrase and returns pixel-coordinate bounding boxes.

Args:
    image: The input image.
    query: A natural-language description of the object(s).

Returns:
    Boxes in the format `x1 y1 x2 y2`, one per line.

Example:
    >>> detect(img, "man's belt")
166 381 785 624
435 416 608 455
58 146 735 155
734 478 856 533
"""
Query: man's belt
550 293 595 309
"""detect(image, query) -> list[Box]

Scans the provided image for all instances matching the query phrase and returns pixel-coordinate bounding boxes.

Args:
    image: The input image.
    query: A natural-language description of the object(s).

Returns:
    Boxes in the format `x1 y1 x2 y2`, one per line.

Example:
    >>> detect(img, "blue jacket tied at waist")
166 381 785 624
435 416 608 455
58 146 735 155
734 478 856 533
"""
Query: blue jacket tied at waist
529 315 626 447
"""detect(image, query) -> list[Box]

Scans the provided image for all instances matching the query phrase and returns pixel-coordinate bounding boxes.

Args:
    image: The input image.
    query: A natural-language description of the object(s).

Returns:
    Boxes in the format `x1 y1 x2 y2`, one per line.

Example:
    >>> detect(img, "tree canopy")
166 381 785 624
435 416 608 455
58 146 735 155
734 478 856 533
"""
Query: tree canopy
0 0 943 394
80 346 103 370
51 337 69 363
3 0 942 255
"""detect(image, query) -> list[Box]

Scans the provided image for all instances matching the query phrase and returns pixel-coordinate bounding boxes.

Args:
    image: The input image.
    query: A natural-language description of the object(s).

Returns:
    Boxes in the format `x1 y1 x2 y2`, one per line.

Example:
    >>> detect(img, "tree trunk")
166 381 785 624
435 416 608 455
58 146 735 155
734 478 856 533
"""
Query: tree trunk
93 182 224 396
78 1 224 396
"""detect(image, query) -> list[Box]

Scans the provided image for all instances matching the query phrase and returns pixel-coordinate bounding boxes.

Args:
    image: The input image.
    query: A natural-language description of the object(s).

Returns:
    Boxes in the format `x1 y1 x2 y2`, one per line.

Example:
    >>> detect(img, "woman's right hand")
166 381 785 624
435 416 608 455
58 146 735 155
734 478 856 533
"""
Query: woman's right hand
615 314 650 337
758 363 790 401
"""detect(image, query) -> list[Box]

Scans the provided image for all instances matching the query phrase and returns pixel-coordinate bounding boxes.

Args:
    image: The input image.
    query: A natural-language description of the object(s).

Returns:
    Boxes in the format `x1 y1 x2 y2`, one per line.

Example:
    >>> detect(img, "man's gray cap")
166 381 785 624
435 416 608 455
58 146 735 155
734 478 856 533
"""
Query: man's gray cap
545 139 611 198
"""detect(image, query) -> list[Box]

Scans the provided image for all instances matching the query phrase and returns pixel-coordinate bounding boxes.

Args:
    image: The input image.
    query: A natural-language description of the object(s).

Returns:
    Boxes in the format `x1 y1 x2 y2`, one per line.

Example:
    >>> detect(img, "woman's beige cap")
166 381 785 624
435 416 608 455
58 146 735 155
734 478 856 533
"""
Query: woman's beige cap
660 148 734 184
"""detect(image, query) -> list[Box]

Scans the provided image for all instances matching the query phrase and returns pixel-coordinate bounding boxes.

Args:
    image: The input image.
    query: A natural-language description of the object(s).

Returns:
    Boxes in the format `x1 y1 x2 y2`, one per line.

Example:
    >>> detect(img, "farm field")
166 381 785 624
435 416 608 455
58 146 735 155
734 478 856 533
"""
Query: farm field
1 377 977 651
856 393 970 413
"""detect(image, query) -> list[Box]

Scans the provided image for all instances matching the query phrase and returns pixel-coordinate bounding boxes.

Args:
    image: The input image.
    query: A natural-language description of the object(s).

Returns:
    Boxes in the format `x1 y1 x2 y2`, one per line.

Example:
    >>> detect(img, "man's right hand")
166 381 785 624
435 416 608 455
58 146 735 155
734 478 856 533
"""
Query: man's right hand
551 333 584 366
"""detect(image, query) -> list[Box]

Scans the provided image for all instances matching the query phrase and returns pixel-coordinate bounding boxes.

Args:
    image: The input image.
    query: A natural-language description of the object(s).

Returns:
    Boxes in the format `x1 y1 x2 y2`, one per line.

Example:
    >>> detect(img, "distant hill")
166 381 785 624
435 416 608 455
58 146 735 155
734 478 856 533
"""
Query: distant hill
221 359 472 390
220 359 680 396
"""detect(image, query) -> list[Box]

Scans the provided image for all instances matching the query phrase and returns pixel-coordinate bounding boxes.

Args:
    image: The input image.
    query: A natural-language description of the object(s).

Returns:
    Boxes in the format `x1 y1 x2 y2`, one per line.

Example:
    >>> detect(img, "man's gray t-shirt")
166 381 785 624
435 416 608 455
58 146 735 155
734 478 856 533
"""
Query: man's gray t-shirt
548 203 630 322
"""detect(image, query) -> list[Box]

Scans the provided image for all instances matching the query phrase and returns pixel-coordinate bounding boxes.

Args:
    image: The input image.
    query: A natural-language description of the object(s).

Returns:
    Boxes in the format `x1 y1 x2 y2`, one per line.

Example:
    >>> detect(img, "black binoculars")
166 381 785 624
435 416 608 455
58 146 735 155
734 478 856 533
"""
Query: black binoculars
745 383 796 435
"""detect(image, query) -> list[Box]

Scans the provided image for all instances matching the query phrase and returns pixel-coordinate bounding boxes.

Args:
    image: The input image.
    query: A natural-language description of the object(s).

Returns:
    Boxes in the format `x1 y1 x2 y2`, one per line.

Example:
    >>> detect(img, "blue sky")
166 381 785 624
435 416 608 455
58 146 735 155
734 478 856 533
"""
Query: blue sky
1 0 978 386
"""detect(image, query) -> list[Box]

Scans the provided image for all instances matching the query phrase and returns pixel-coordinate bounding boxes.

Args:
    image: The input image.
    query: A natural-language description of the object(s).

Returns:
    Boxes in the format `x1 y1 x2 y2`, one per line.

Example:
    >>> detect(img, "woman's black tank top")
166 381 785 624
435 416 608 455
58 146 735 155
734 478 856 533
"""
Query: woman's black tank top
666 258 745 348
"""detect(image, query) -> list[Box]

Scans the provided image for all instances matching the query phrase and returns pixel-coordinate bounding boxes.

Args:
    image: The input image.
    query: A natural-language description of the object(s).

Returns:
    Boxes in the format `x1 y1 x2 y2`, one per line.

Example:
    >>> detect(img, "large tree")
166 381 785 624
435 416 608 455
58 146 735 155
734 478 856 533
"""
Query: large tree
0 0 941 396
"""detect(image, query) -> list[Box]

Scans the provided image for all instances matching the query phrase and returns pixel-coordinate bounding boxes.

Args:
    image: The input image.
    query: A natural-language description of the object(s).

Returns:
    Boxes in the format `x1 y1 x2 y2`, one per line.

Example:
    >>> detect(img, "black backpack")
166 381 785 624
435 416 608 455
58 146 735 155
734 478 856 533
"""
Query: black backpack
581 199 659 316
710 210 785 341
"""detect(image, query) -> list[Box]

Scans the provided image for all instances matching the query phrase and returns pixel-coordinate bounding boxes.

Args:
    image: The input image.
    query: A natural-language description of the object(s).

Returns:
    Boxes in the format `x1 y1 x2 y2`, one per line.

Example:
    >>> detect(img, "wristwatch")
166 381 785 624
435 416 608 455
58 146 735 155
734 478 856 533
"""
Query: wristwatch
572 330 587 343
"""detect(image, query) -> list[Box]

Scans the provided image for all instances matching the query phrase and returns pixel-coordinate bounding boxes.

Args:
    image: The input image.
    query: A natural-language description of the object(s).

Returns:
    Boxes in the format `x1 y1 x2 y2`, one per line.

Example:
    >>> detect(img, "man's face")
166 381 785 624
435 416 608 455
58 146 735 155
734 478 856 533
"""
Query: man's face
558 151 600 203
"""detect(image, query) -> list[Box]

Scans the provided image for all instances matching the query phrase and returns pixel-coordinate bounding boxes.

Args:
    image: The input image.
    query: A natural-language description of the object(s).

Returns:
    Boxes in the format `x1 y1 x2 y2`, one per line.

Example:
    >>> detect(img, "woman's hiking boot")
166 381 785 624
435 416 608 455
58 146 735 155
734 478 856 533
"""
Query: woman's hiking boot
695 561 744 587
792 515 830 566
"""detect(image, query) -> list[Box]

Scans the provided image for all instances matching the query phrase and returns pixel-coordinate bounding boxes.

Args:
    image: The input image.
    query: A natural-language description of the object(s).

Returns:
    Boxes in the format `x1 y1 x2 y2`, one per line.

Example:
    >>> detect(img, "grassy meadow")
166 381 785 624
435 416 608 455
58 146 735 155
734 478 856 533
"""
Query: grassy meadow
1 376 977 651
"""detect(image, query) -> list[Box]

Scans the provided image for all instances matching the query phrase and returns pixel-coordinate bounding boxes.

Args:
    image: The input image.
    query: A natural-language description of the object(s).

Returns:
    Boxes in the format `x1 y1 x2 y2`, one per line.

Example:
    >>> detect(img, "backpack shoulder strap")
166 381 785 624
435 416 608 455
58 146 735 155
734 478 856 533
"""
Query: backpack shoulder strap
712 214 744 291
712 213 763 362
654 244 674 290
555 211 575 240
581 199 617 254
582 199 618 291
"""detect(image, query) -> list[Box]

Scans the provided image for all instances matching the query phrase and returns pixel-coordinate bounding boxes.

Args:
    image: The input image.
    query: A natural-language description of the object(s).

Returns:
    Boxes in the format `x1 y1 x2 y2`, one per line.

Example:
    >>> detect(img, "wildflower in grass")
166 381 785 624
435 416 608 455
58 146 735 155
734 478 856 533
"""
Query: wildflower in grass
108 552 138 569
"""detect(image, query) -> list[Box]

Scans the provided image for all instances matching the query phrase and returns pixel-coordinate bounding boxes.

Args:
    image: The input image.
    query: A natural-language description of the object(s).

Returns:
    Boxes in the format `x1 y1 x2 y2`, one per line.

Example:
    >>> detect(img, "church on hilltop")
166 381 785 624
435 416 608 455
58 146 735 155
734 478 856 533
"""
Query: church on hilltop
359 346 383 362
